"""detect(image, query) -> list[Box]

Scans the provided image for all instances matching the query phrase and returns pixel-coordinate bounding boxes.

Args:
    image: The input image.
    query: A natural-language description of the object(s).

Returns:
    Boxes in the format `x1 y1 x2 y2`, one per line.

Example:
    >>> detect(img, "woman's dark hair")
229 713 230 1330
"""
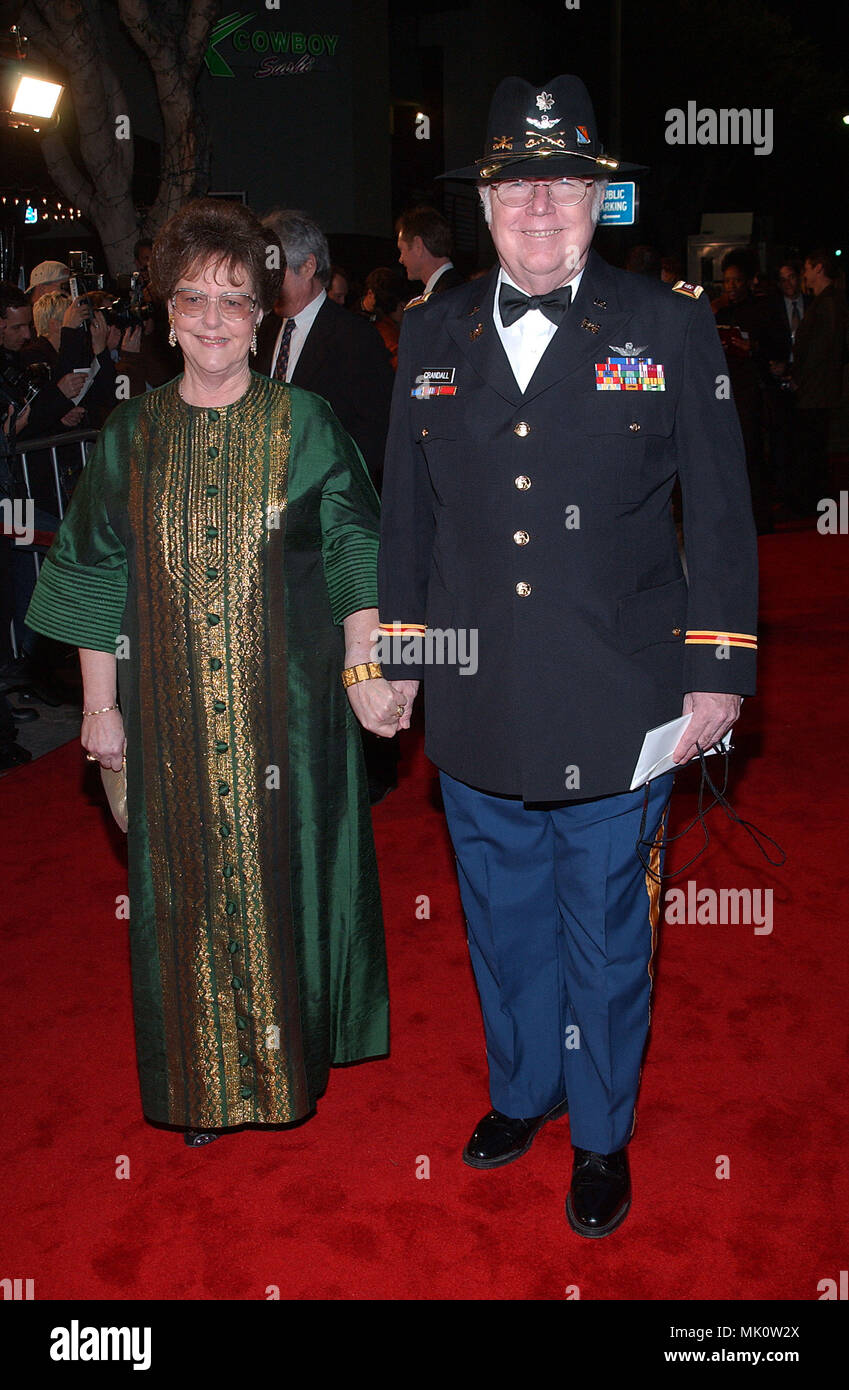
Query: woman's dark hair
149 198 284 312
365 266 407 317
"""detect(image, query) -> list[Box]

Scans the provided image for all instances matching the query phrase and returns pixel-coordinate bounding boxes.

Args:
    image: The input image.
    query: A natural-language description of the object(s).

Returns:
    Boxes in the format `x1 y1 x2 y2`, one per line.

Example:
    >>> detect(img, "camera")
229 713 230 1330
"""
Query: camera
102 272 154 332
0 359 51 411
68 250 105 302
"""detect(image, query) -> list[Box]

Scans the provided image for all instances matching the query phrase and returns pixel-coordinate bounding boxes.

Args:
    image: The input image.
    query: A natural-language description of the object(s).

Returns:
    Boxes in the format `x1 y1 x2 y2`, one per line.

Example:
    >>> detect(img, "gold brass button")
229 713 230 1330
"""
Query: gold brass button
629 421 641 433
672 627 682 636
513 530 529 546
420 427 429 438
515 581 532 597
514 475 531 490
513 421 531 438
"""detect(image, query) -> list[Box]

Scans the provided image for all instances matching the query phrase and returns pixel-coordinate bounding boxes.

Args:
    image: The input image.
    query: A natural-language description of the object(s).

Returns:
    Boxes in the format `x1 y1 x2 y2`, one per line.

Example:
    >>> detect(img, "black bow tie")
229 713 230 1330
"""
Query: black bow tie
499 282 572 327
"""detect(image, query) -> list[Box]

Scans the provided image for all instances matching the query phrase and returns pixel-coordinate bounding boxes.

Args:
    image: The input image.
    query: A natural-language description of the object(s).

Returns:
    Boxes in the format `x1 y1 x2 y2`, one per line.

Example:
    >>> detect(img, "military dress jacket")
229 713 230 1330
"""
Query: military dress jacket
377 251 758 802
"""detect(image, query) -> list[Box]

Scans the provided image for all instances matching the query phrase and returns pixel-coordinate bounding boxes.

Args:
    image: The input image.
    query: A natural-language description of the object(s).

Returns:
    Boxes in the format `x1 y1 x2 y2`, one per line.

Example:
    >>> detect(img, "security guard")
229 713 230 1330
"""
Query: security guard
377 75 758 1237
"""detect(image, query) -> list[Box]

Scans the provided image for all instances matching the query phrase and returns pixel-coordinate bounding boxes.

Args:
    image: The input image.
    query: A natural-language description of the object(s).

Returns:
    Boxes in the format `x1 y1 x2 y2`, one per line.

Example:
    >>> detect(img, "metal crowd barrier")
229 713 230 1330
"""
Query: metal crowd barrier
7 428 98 658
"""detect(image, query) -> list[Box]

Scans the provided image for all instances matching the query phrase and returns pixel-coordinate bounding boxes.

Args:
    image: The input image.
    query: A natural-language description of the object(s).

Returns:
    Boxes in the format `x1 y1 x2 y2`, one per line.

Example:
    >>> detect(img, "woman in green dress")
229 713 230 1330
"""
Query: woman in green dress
27 199 405 1145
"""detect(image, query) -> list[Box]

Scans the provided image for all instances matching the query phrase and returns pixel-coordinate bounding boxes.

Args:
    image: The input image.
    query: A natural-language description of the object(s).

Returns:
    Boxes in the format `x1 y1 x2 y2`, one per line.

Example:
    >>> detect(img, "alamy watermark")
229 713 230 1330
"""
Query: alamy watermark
371 626 478 676
665 103 773 157
664 881 774 935
0 497 34 546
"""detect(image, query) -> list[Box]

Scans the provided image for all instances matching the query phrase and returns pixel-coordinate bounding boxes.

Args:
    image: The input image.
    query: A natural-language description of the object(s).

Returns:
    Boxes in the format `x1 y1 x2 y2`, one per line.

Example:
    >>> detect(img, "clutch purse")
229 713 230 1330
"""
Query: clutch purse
100 762 128 833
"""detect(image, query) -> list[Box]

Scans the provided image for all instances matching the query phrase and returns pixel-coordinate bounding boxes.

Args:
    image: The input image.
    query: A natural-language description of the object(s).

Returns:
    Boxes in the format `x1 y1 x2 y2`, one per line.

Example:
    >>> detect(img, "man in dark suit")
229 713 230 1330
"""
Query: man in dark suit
396 207 465 302
762 262 809 518
256 211 397 803
791 248 849 511
778 261 811 343
256 210 394 489
377 75 758 1237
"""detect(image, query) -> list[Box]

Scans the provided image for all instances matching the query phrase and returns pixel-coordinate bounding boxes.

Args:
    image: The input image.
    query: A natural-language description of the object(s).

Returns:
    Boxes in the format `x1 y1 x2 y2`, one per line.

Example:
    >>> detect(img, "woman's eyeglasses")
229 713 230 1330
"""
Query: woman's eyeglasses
173 290 256 321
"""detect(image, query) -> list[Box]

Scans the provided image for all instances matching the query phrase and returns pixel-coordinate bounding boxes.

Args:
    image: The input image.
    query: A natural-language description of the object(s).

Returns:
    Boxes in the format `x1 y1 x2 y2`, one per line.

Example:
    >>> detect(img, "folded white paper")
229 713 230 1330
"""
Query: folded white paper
71 358 100 405
630 713 731 790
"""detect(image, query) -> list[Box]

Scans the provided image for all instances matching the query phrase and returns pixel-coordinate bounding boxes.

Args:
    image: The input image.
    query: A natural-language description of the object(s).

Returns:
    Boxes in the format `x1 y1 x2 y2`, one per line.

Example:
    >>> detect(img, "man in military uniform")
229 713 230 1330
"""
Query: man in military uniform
378 76 758 1237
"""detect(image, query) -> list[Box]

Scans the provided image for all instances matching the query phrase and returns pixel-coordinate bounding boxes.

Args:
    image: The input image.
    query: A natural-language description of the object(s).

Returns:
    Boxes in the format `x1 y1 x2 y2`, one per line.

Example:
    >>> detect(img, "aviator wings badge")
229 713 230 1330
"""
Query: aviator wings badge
609 341 649 357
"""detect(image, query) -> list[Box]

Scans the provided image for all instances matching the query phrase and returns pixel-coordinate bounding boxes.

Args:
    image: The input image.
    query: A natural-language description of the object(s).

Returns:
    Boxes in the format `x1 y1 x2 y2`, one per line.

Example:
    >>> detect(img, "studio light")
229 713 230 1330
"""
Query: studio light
11 73 62 120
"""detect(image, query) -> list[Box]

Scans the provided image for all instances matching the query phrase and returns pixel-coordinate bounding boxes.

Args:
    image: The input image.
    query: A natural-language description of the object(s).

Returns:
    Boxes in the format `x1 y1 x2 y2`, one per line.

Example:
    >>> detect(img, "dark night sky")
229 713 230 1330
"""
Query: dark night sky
417 0 849 259
2 0 847 271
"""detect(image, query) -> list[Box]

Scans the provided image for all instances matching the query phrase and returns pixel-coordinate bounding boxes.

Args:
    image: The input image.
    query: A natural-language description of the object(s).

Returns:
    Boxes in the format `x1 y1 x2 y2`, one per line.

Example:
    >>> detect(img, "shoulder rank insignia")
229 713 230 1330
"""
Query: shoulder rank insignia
671 280 704 299
405 291 431 310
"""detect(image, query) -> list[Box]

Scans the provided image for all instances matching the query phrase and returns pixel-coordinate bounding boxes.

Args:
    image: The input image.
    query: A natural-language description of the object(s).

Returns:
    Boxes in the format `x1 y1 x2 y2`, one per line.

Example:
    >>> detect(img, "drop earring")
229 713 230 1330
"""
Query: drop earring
250 326 258 356
168 317 176 348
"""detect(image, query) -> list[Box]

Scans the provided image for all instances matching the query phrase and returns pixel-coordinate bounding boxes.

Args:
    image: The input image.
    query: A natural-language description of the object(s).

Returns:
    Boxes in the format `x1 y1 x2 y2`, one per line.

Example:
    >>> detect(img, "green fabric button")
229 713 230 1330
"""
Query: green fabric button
220 824 231 838
238 1053 250 1067
206 525 218 539
209 657 222 671
205 486 218 499
207 613 220 626
206 565 219 578
208 446 219 459
225 900 238 916
235 1014 247 1030
240 1086 253 1100
208 409 220 423
223 864 235 878
213 700 226 713
218 780 229 794
215 740 228 753
228 940 240 954
232 975 243 991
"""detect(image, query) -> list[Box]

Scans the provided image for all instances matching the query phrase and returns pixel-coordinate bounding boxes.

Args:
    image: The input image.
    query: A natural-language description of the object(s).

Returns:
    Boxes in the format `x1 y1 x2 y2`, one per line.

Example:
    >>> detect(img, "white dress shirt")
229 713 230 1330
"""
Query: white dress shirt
493 265 585 393
424 262 455 295
270 288 327 380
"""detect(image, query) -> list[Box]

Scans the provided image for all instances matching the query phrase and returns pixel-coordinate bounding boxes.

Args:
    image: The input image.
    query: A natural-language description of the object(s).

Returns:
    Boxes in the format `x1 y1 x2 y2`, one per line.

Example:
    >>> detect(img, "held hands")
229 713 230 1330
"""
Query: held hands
673 691 741 764
387 679 419 731
82 709 125 771
346 676 415 738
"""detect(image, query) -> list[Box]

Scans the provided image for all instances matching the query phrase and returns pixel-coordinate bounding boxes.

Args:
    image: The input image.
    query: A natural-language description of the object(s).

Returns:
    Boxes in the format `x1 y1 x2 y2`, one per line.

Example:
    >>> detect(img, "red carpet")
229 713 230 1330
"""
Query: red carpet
3 530 848 1301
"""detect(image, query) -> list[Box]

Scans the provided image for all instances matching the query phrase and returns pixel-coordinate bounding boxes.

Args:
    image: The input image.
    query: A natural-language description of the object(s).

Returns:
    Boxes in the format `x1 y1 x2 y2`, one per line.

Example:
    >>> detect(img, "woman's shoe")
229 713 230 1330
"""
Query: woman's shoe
183 1129 220 1146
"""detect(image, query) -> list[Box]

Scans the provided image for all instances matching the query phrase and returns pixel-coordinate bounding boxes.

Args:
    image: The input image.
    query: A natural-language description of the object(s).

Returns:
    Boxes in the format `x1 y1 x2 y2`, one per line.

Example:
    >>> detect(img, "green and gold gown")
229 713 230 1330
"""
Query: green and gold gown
27 372 389 1129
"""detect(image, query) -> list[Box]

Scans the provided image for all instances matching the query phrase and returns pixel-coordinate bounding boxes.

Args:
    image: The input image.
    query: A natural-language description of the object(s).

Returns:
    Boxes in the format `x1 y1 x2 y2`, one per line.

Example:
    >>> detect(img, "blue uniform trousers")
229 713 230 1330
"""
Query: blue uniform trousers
439 771 674 1155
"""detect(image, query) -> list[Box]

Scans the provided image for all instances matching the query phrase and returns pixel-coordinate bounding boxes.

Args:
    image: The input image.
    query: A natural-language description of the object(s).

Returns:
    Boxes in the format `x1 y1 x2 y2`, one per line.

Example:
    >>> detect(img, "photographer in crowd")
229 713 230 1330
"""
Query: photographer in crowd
0 282 88 441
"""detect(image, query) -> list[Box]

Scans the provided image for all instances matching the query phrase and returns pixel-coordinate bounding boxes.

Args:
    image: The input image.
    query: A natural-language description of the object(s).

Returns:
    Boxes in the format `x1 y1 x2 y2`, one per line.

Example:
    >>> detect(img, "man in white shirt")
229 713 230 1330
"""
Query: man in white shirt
396 206 464 301
778 261 808 346
256 210 393 488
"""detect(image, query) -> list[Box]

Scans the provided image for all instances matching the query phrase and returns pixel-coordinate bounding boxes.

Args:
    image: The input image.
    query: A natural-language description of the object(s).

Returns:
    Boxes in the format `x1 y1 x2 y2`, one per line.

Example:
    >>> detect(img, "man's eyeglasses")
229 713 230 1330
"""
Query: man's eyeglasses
172 290 256 321
492 178 594 208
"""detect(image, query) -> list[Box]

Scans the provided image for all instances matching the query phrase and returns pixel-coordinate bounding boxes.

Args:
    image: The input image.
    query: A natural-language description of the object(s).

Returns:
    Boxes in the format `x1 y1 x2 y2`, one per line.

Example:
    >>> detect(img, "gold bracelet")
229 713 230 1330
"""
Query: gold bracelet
341 662 383 689
83 703 119 716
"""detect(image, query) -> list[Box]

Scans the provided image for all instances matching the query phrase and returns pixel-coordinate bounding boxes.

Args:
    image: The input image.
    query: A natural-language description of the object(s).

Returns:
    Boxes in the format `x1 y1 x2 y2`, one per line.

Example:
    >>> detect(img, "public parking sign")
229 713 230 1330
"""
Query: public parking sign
599 183 637 226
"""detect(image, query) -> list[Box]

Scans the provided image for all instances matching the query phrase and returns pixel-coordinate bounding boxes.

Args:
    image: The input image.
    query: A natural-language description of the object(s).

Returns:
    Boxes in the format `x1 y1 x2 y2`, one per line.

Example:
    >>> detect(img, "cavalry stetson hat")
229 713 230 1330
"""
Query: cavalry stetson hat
441 75 647 182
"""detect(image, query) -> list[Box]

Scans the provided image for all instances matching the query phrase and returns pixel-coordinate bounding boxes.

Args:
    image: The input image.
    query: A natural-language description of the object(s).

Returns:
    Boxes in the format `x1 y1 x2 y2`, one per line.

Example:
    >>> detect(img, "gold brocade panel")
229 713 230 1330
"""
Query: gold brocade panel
128 378 307 1128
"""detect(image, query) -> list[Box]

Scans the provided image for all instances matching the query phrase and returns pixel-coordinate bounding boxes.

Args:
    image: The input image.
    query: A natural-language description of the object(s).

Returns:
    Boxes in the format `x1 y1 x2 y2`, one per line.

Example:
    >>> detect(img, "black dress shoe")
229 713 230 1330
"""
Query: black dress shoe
566 1146 631 1238
183 1129 220 1147
463 1097 568 1169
